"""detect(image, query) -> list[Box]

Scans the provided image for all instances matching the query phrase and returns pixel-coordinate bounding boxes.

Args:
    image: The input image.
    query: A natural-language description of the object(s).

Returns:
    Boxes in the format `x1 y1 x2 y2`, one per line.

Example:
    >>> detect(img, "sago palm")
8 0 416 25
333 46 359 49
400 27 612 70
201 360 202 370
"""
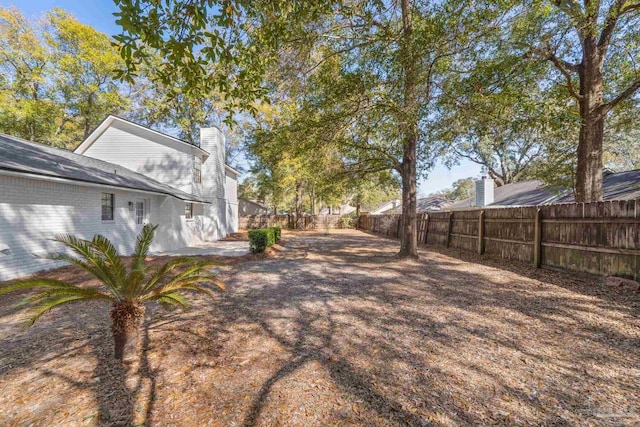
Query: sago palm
0 224 224 360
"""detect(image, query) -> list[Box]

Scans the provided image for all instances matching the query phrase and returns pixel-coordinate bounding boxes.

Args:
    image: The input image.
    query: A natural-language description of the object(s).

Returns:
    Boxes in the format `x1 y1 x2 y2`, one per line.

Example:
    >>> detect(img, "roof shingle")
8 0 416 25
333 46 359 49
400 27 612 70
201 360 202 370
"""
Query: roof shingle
0 133 208 203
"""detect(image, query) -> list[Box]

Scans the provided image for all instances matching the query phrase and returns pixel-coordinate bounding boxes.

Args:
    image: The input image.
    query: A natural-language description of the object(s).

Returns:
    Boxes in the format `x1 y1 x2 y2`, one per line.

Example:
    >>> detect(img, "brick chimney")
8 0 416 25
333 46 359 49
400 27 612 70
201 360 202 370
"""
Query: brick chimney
475 176 494 207
199 127 227 240
199 127 226 201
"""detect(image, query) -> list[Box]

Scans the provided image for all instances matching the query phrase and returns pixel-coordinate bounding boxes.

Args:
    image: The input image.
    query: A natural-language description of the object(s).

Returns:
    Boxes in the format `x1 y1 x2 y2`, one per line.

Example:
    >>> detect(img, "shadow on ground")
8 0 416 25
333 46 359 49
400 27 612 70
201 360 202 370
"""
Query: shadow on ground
0 229 638 426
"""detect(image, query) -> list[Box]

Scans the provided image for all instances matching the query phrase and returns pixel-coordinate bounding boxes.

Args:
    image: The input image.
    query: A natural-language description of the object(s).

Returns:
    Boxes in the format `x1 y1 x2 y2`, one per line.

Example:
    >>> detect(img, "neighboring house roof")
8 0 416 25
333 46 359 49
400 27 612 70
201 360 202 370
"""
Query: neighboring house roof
0 133 209 203
558 169 640 202
448 171 640 209
448 180 562 209
364 199 401 215
239 198 268 209
387 196 450 213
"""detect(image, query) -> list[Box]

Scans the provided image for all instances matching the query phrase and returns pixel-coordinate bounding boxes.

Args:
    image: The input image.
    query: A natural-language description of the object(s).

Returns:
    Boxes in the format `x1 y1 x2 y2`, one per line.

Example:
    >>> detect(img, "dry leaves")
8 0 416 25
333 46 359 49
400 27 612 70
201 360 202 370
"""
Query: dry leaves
0 230 638 426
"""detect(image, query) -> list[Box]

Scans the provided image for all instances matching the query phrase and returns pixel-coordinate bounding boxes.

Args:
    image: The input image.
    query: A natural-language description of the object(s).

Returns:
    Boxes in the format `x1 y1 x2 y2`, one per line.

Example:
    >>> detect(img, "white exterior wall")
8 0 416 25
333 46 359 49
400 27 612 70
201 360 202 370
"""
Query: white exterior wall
0 175 207 281
82 121 195 193
225 169 238 233
199 127 227 240
239 199 270 216
82 121 237 239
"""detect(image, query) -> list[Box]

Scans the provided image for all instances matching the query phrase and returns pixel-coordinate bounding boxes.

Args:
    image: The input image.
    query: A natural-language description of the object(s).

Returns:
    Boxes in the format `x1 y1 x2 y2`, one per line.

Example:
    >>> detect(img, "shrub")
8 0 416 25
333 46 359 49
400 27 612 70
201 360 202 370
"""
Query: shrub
248 229 269 253
270 226 281 242
248 227 278 253
338 213 358 229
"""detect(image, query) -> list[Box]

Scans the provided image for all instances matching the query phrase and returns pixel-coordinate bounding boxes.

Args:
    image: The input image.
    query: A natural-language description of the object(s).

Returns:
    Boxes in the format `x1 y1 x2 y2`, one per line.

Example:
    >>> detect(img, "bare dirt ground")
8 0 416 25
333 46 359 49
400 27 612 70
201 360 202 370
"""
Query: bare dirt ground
0 229 638 426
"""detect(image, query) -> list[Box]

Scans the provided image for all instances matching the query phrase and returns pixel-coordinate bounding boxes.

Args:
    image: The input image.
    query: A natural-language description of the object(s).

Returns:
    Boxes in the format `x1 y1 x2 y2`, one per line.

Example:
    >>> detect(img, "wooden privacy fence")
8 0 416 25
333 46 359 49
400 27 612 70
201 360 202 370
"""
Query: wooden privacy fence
240 214 346 230
358 199 640 280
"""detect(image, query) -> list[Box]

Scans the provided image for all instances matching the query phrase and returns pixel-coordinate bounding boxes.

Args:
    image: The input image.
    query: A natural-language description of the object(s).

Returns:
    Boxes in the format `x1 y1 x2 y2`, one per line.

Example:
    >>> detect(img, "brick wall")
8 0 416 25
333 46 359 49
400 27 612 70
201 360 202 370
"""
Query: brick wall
0 175 206 281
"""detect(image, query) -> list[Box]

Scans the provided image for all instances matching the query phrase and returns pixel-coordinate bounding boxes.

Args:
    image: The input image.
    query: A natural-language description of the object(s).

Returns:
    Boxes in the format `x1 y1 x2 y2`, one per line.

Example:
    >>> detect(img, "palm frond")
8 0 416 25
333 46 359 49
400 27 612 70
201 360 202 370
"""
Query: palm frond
52 234 124 299
90 234 127 292
19 286 112 307
142 257 197 293
24 294 109 328
169 260 223 285
126 224 157 296
154 292 190 310
143 278 222 302
131 224 157 272
0 278 75 295
45 253 122 299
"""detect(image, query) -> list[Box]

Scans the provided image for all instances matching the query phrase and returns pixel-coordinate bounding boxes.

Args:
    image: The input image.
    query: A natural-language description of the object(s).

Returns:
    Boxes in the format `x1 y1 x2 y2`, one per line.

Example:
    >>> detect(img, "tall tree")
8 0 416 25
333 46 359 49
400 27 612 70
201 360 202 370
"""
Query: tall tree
508 1 640 201
0 7 128 147
115 1 493 258
436 57 578 187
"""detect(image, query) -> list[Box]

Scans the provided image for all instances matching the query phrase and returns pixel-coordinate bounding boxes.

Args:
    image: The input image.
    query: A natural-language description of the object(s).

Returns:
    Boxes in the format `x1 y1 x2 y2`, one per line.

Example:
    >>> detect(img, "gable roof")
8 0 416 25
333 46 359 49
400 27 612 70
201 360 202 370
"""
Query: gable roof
74 115 210 158
0 133 209 203
447 171 640 209
448 180 562 209
558 169 640 202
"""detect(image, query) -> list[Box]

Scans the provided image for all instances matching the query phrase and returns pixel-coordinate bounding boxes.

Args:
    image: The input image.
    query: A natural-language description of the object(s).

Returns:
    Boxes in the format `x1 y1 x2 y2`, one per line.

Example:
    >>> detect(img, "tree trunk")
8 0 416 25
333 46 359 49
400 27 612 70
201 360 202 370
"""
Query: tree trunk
295 180 304 230
575 39 605 203
398 159 418 258
110 302 145 361
397 0 419 259
575 111 604 202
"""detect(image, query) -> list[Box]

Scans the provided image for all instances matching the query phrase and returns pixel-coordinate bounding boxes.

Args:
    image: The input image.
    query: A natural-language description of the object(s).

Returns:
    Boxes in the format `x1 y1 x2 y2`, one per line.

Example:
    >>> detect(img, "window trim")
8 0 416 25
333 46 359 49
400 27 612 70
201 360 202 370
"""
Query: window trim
193 156 202 183
101 193 115 222
135 201 144 225
185 202 194 220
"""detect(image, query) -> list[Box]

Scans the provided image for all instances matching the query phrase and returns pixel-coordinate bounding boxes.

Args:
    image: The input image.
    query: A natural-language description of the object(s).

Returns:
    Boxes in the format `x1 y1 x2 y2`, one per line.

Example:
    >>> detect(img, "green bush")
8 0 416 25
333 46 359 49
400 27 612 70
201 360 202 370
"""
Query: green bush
270 226 281 242
248 229 269 253
338 213 358 229
248 227 277 253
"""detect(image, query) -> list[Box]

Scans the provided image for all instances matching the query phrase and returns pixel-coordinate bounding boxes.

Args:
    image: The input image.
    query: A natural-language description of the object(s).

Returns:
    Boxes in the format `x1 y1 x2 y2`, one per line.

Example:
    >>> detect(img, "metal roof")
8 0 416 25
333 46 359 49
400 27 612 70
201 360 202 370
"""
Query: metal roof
0 133 209 203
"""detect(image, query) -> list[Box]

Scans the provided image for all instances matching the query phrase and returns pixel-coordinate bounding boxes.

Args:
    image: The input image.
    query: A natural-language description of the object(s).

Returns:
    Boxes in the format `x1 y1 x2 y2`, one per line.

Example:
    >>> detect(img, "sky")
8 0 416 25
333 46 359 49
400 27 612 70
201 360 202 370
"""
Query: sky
2 0 483 194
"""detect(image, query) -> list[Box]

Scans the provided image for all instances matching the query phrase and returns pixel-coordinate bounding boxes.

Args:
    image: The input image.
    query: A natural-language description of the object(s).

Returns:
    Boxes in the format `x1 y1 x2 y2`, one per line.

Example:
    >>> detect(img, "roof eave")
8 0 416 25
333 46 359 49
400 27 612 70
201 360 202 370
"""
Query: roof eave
0 167 210 204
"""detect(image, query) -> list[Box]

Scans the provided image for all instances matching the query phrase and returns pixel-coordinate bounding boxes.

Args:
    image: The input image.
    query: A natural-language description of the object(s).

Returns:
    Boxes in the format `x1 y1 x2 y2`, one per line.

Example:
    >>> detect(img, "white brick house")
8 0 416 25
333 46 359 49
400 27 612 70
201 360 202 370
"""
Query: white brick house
0 116 238 281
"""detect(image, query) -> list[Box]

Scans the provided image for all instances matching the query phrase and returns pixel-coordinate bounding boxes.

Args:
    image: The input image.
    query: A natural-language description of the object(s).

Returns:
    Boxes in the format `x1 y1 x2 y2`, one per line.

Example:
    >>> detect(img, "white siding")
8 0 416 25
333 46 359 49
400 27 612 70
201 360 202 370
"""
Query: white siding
82 121 195 193
0 175 209 281
239 199 270 216
225 169 239 233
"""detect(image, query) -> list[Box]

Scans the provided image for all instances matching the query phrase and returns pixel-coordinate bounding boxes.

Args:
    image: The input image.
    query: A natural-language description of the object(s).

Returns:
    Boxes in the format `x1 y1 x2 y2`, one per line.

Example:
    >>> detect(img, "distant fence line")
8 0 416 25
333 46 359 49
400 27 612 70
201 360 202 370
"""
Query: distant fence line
358 200 640 280
239 214 347 230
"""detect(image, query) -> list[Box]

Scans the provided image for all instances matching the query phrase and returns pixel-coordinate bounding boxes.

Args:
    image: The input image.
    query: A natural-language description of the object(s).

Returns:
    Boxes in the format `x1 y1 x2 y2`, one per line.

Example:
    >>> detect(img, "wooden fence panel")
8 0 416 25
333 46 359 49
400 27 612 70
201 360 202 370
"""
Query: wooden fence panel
426 212 449 245
240 214 347 230
357 199 640 280
449 210 479 252
482 207 536 262
539 200 640 279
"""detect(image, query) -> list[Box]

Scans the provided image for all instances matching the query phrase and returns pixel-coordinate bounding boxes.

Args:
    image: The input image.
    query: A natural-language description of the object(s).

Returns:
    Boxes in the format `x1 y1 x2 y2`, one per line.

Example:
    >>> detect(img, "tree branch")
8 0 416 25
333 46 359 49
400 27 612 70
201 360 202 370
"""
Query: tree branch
546 50 582 100
603 78 640 113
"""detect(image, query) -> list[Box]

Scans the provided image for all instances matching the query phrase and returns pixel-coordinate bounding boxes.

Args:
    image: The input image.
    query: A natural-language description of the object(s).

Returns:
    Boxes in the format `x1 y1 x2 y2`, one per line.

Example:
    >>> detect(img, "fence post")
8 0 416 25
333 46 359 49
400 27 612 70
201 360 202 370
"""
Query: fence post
533 208 542 268
446 212 453 247
478 210 485 255
396 217 401 238
424 214 430 244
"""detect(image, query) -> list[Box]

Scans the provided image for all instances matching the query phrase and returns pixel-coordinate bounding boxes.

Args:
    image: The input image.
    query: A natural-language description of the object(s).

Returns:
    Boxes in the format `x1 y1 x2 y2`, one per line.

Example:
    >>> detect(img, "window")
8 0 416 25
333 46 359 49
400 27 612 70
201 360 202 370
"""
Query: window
101 193 114 221
185 203 193 219
135 201 144 224
193 156 202 183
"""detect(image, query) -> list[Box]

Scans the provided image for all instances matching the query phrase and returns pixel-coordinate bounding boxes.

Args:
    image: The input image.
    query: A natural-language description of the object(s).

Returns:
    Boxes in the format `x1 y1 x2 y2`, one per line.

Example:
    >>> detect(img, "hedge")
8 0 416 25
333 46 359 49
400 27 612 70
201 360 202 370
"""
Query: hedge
249 228 275 253
271 226 281 242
